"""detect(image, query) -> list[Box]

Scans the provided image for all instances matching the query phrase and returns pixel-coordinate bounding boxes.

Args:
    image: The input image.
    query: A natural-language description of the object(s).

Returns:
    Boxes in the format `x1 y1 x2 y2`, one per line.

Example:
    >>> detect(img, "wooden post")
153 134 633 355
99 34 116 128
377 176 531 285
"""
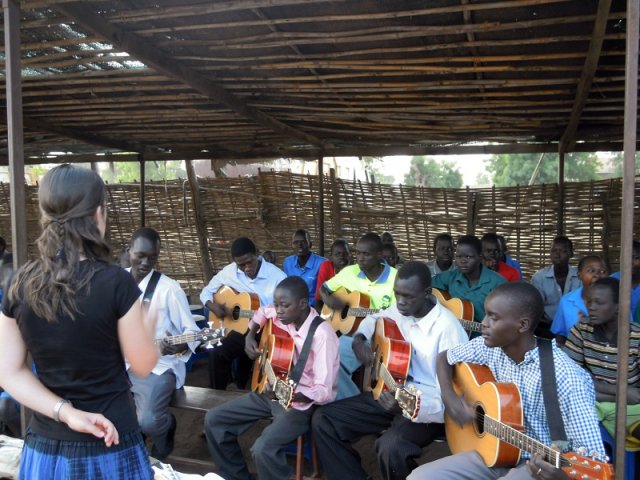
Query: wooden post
614 0 638 474
4 0 28 438
4 0 26 270
557 152 565 235
318 155 325 256
139 155 146 227
185 160 214 282
329 168 343 238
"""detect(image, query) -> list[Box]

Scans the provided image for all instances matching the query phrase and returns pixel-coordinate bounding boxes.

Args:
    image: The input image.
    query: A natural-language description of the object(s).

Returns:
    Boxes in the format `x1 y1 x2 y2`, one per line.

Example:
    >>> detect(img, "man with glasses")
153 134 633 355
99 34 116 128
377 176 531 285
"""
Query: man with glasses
432 234 505 324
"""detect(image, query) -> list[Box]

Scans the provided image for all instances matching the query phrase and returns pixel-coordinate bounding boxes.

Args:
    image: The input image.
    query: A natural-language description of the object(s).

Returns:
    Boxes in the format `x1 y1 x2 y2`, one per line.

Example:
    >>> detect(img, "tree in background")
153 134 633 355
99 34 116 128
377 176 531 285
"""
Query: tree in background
100 160 186 183
485 152 601 187
609 151 640 178
362 156 395 184
403 156 463 188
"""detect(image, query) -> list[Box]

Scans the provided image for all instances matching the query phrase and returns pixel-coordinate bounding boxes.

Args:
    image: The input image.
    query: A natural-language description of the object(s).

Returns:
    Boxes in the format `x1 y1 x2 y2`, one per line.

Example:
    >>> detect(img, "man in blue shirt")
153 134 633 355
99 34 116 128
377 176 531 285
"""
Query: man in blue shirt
283 229 326 307
200 237 286 390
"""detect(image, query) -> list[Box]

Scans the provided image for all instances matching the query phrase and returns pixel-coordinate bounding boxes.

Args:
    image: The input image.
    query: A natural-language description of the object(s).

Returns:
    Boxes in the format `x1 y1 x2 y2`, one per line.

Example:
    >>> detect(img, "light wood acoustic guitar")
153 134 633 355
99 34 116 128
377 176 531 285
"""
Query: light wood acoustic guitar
364 317 421 420
432 288 479 334
208 285 260 335
445 362 614 479
321 287 380 335
251 319 296 410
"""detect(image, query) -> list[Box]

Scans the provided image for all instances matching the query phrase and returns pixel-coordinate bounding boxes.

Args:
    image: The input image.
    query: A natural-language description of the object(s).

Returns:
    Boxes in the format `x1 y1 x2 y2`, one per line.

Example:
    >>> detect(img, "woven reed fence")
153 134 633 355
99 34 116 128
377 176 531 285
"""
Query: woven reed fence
1 171 638 299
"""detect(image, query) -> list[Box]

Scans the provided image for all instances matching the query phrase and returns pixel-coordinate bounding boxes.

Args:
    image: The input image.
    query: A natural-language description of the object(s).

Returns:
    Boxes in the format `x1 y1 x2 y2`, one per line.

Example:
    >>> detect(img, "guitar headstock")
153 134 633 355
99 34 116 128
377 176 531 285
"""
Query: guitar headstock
561 451 615 480
396 385 421 421
198 327 224 348
274 379 296 410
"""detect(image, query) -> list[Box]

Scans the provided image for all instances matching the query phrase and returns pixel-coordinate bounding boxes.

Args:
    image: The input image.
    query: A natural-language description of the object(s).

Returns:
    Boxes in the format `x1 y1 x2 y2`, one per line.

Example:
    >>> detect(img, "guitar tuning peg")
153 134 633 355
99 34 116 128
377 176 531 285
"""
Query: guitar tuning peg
576 446 588 456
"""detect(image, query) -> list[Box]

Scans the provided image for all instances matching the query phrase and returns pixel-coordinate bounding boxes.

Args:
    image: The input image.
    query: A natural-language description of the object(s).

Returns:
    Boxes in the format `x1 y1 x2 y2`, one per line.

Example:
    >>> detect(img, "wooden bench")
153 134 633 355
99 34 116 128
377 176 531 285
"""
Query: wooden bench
166 386 243 471
167 386 319 479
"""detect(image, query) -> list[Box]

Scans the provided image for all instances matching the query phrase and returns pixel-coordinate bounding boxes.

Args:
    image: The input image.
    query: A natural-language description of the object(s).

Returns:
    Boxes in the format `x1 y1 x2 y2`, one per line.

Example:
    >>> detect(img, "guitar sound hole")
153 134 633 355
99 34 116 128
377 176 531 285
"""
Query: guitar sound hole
340 305 349 319
232 306 240 321
474 405 485 435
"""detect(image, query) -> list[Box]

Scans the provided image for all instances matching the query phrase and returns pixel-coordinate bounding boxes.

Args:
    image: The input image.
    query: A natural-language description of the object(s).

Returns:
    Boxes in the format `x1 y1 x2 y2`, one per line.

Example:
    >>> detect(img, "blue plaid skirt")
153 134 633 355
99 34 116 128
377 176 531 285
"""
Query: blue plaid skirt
19 429 153 480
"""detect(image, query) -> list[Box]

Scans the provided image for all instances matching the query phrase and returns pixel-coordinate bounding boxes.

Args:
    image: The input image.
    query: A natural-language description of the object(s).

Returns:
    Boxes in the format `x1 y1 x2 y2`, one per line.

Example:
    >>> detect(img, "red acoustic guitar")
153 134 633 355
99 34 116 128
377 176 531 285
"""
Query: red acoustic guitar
432 288 479 334
365 317 421 420
445 362 614 479
321 287 380 335
208 285 260 335
250 319 296 410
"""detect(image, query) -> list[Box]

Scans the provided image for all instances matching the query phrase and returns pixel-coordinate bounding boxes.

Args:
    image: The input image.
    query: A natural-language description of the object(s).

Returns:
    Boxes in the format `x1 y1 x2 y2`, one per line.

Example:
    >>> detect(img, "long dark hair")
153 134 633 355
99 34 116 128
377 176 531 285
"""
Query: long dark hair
9 164 111 322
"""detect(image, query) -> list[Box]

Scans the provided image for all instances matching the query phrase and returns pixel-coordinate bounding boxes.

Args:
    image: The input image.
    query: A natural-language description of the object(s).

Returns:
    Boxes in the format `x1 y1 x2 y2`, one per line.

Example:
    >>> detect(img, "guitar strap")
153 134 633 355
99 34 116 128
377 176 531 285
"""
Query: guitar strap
289 316 325 385
538 338 568 449
142 270 162 304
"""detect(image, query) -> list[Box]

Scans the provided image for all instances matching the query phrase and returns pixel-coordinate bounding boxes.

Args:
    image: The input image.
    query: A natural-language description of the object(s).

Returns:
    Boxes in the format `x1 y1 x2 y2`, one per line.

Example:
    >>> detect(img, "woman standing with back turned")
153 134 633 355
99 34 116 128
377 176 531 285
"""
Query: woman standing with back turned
0 164 159 479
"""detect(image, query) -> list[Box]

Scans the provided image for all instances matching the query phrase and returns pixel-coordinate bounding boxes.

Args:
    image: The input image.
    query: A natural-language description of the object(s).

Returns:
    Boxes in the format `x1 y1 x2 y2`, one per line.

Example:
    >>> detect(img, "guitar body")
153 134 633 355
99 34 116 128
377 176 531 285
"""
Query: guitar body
445 362 523 467
370 317 411 400
251 320 295 395
445 363 615 479
432 288 477 333
321 287 372 335
209 285 260 334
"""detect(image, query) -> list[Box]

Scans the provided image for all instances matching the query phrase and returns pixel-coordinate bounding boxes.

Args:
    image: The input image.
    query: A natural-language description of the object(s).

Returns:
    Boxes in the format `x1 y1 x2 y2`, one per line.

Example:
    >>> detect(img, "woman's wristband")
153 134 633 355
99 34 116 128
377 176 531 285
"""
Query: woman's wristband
53 398 71 422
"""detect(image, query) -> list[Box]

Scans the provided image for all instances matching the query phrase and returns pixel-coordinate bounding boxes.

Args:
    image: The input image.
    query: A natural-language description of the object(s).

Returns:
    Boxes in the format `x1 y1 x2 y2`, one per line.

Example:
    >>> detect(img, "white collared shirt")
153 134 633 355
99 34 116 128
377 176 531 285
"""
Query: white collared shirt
128 268 200 388
356 298 468 423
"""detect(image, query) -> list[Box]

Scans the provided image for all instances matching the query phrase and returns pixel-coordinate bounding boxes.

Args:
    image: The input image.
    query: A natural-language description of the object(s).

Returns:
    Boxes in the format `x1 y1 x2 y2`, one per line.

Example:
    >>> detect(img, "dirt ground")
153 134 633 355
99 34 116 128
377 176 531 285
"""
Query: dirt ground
169 356 451 478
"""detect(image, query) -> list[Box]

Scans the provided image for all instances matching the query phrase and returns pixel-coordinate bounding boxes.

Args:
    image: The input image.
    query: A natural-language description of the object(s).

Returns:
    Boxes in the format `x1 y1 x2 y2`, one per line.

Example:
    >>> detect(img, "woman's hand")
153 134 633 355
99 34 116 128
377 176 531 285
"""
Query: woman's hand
59 404 120 447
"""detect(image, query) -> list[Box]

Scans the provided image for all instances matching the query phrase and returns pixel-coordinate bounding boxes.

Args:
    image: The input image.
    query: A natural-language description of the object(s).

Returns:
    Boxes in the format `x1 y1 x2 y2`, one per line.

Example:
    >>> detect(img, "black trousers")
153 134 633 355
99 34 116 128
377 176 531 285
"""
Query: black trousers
312 392 444 480
207 330 253 390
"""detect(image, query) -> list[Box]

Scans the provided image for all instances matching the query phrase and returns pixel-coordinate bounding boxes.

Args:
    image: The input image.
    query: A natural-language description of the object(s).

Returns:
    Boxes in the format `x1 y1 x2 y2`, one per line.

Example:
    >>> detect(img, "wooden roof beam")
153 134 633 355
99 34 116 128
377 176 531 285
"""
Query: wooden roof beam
558 0 613 153
55 3 324 151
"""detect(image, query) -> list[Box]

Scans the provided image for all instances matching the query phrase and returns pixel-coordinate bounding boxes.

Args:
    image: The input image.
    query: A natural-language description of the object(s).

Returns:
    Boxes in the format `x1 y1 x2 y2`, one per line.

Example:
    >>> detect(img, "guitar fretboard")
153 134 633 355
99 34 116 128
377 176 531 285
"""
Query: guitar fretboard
460 319 482 333
481 413 565 468
236 309 255 319
378 362 399 393
347 308 379 317
155 329 221 345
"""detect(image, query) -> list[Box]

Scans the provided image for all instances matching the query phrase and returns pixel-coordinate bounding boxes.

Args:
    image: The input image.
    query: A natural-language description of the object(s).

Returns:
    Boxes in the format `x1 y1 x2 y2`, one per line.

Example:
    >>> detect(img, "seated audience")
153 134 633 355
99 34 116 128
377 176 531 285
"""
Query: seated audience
432 234 505 323
381 231 406 266
262 250 276 265
283 229 326 307
426 233 455 277
480 232 520 282
564 277 640 450
315 238 352 308
550 254 607 346
531 236 581 328
382 243 399 268
497 234 523 280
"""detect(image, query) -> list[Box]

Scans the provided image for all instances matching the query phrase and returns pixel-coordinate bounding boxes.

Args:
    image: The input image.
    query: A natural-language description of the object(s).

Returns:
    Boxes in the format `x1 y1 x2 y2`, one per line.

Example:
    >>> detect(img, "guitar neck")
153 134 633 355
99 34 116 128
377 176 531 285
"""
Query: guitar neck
347 307 379 317
482 414 565 468
378 362 399 394
460 319 482 333
264 359 277 387
237 309 255 319
155 332 200 345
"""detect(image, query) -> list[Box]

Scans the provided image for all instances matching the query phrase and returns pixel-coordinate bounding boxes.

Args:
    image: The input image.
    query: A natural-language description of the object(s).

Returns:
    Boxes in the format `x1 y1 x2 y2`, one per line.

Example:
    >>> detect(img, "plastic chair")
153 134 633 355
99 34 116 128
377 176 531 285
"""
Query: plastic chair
599 422 638 480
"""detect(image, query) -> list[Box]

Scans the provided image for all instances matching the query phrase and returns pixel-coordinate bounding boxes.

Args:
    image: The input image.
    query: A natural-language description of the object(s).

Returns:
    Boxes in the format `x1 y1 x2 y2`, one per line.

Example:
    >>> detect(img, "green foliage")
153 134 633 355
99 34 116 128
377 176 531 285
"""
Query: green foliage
362 157 395 184
100 160 186 183
403 156 463 188
485 152 601 187
609 152 640 178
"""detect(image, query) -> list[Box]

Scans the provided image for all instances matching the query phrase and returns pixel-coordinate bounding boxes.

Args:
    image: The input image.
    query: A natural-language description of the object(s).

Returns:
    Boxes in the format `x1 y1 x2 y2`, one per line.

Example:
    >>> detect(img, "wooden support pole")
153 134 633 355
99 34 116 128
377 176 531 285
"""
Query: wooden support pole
185 160 214 282
4 0 28 438
318 156 325 256
557 152 565 235
139 155 146 227
614 0 638 475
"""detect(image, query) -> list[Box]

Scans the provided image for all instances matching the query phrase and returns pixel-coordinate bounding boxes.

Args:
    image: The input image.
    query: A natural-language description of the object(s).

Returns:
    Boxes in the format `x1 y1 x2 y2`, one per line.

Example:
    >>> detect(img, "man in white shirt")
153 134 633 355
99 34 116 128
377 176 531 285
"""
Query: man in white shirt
200 237 287 390
127 227 200 459
312 261 469 480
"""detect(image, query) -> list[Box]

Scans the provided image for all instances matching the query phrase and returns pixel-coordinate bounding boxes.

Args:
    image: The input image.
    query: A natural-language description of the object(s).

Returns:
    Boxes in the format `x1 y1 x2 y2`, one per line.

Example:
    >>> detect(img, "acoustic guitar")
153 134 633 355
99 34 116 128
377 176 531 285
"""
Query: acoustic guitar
321 287 380 335
208 285 260 335
444 362 614 479
155 327 224 348
365 317 421 420
251 319 296 410
432 288 479 334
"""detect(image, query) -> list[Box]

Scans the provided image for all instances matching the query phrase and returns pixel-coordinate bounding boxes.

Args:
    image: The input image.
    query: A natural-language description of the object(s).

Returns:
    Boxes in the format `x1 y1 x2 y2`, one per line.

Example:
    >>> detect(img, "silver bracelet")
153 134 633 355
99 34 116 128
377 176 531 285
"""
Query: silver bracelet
53 399 71 423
